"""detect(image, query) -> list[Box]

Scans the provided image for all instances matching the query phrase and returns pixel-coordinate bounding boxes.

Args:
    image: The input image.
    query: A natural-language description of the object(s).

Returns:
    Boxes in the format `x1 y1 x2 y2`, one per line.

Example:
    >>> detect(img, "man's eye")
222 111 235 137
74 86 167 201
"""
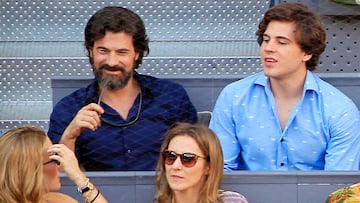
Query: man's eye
117 51 129 55
262 37 270 42
98 49 107 54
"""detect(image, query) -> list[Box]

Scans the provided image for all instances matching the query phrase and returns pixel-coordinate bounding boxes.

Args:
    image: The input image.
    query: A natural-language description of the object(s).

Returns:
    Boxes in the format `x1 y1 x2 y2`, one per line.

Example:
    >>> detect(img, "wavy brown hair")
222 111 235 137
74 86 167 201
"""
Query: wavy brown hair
154 123 224 203
84 6 149 69
256 3 326 71
0 126 47 203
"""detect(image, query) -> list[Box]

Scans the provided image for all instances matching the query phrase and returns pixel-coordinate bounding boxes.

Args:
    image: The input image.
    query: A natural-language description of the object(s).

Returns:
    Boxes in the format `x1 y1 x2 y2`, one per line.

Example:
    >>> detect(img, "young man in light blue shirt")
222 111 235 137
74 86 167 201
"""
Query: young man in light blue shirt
210 3 360 171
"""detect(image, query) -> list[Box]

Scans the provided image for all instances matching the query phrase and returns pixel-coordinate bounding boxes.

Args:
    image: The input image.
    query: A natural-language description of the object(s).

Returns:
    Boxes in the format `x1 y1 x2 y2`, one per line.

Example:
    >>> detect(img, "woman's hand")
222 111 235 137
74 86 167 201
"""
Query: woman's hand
47 144 87 186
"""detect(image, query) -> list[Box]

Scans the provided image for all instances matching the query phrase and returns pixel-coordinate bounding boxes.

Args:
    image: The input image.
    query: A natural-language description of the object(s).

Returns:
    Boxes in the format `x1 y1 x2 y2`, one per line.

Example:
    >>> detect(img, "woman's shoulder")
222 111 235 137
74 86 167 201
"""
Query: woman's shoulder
44 192 78 203
219 190 249 203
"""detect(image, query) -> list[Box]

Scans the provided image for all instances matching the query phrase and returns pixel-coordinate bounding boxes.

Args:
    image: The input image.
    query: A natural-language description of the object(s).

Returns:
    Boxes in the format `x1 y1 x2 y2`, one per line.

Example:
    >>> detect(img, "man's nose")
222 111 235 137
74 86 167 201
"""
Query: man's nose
106 52 119 67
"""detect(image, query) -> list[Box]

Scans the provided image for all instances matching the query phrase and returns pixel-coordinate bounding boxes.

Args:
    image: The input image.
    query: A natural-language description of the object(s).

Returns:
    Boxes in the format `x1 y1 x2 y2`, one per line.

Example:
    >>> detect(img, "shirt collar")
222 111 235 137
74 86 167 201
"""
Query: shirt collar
303 71 318 92
133 71 155 98
254 70 319 94
134 71 154 96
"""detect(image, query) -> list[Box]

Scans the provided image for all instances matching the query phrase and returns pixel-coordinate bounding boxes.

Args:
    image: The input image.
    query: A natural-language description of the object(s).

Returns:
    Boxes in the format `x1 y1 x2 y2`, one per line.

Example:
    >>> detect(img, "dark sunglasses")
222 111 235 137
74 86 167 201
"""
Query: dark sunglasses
43 159 60 166
162 150 208 167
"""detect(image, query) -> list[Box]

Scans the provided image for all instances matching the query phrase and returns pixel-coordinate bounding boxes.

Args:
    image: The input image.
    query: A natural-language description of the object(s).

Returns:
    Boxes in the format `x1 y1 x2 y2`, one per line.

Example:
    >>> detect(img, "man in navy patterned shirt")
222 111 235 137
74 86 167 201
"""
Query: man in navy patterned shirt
48 6 197 171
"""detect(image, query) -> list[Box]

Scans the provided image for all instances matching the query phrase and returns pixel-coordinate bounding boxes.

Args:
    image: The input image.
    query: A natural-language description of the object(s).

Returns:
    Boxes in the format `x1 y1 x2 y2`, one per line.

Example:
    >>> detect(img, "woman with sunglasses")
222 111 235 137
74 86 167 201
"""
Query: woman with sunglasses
154 123 248 203
0 126 108 203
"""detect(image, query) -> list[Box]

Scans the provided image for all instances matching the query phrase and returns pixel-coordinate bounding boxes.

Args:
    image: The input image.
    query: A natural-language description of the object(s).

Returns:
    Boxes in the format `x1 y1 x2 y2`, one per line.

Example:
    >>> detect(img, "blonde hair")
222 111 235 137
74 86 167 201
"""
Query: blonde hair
0 126 47 203
154 123 224 203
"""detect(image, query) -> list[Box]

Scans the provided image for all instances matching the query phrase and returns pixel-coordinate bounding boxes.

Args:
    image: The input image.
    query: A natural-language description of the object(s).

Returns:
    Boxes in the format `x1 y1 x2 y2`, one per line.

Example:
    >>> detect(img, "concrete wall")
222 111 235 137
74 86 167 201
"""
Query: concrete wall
59 171 360 203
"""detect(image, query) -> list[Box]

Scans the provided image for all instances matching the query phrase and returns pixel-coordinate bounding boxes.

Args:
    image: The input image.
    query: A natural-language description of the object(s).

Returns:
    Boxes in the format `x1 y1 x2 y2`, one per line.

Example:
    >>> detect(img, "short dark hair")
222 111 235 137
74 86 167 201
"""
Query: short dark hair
84 6 149 69
256 3 326 71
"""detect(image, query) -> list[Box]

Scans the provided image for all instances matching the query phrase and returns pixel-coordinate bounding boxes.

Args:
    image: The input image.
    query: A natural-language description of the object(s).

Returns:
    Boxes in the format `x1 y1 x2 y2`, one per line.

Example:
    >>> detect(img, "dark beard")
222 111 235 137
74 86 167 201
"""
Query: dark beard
93 64 133 90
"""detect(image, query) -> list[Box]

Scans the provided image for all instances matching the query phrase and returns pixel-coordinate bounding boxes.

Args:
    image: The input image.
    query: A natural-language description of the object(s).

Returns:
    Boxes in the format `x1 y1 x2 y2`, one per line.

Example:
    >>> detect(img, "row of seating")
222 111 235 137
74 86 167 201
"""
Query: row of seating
51 73 360 114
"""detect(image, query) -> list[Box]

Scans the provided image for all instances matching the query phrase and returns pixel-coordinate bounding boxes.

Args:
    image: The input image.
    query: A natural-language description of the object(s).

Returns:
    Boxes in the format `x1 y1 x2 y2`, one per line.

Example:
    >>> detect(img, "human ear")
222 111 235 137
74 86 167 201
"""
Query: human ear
204 164 210 175
303 53 312 62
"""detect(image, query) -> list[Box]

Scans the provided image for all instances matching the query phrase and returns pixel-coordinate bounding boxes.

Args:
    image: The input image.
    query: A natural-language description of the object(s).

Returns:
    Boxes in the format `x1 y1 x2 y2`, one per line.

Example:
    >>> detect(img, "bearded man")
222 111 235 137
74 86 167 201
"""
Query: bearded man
48 7 197 171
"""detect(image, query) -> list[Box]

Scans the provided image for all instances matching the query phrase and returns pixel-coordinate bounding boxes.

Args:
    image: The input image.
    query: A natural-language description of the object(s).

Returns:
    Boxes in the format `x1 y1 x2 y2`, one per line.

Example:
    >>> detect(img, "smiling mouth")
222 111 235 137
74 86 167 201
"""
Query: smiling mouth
99 64 125 72
265 58 277 62
105 67 122 71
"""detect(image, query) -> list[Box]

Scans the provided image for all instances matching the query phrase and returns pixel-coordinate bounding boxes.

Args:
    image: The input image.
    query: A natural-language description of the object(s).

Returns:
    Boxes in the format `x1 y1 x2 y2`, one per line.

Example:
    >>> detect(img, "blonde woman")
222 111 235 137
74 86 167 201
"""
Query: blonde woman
154 123 248 203
0 126 108 203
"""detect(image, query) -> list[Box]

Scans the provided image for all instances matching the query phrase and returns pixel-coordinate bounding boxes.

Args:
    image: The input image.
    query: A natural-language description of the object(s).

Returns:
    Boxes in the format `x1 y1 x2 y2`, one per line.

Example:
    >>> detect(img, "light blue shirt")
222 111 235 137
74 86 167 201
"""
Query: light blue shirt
210 71 360 171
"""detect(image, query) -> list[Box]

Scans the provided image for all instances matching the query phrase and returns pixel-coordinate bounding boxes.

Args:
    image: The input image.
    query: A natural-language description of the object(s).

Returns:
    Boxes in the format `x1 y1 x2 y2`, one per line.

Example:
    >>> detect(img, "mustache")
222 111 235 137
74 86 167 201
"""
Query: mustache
99 64 125 72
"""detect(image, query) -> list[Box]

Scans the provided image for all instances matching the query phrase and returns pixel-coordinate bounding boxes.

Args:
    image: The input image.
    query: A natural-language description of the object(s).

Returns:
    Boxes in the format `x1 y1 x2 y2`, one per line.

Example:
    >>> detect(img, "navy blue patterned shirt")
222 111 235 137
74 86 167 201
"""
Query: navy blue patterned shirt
48 72 197 171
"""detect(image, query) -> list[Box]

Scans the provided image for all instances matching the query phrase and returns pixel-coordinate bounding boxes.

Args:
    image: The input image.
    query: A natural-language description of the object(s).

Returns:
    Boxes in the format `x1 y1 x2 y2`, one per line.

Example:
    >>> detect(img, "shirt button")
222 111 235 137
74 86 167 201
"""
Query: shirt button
280 163 285 166
280 138 284 142
127 149 131 153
